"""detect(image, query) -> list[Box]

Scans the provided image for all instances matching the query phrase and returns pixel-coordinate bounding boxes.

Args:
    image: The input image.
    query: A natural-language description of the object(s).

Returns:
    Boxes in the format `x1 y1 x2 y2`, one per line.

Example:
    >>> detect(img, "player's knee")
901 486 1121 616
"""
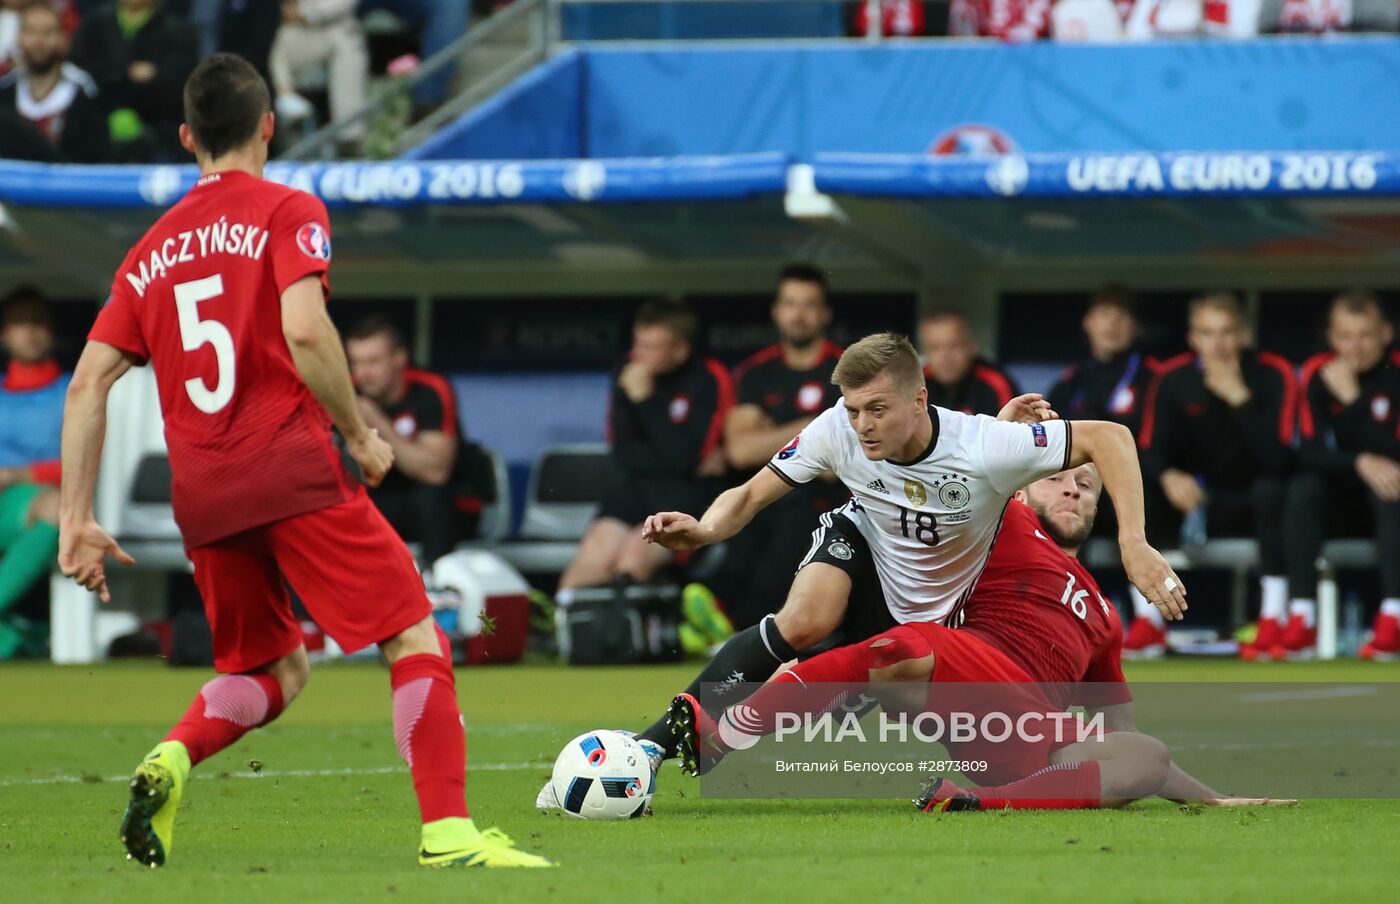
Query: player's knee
381 615 442 663
864 628 935 682
267 647 310 705
1121 732 1171 795
774 596 841 651
27 488 59 526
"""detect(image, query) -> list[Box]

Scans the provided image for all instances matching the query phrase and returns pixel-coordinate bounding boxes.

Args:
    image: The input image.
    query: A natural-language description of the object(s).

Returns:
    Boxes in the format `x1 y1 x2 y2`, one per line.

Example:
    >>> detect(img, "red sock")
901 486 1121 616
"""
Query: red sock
973 761 1102 810
716 640 873 747
165 673 285 766
391 652 469 823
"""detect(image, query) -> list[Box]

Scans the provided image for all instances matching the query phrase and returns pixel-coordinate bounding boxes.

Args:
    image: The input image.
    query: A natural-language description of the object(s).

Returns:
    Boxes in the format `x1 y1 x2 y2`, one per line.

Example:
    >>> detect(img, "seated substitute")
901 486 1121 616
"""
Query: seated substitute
1136 293 1297 659
1286 292 1400 661
345 315 489 565
711 263 846 629
0 287 68 658
555 300 733 598
918 309 1018 415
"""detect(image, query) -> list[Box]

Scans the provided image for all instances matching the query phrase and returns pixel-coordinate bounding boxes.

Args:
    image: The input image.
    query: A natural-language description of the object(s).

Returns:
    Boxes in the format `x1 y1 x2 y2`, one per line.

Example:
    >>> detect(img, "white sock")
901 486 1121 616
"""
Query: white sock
1130 586 1164 627
1381 599 1400 618
1260 576 1288 621
1290 599 1316 629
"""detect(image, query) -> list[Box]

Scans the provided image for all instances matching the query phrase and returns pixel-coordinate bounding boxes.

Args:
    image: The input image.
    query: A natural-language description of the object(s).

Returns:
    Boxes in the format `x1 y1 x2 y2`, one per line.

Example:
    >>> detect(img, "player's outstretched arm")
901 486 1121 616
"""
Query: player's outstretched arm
280 276 393 486
58 340 136 602
1069 420 1187 621
643 466 793 550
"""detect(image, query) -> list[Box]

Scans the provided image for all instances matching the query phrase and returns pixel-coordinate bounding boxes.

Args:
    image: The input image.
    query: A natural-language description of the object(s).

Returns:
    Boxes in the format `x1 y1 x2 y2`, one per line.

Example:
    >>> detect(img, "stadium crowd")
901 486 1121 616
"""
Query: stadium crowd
0 0 480 162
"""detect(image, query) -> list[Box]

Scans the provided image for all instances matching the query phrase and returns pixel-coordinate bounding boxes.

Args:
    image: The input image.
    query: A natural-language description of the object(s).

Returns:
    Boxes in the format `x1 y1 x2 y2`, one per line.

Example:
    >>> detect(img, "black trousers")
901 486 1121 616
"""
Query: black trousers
1284 470 1400 600
704 482 850 631
369 482 475 565
1145 474 1287 575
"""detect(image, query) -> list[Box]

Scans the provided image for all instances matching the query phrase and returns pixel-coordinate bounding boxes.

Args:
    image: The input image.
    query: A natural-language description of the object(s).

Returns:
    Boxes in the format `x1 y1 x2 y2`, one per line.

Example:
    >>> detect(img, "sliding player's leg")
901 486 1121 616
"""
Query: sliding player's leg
123 528 308 868
274 492 553 868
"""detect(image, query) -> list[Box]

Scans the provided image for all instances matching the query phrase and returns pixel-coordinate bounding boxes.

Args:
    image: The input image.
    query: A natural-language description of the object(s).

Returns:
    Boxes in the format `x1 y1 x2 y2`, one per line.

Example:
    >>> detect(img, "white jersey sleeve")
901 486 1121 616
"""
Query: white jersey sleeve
766 402 847 486
978 418 1074 496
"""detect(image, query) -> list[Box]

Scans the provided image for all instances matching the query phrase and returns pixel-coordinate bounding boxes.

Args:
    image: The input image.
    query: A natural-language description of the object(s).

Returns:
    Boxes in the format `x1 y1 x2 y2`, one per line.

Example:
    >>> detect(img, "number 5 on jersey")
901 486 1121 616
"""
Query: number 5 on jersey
175 275 235 414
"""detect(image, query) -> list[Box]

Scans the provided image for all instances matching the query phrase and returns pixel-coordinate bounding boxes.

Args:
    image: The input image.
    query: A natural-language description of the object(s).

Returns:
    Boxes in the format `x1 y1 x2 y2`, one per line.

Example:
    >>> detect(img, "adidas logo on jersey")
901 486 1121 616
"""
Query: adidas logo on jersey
866 479 890 494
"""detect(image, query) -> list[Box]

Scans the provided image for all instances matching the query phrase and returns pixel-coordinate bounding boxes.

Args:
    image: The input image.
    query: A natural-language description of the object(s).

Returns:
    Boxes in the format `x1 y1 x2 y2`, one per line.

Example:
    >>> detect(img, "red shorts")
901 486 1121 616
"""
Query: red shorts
187 489 431 674
895 623 1071 785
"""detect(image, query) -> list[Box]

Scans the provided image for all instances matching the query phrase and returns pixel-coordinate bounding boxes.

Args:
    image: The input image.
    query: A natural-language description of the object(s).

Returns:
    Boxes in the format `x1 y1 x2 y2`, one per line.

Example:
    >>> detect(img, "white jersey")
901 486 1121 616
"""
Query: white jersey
767 402 1073 624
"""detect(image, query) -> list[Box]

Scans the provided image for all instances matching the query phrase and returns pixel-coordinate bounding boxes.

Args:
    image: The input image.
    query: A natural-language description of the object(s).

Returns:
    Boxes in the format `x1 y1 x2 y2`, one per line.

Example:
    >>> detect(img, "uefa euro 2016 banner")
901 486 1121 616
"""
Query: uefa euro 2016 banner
1 152 1398 209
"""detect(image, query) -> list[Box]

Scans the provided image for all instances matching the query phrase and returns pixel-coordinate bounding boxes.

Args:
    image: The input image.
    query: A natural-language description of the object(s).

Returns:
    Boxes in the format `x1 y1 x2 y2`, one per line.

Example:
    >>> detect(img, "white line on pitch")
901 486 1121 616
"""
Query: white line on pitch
0 761 548 788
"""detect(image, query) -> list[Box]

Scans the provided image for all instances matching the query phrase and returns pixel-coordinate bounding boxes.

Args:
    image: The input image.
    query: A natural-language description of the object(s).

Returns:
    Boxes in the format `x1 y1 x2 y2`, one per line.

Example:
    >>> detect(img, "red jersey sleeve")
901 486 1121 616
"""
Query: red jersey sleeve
268 191 332 297
88 284 149 364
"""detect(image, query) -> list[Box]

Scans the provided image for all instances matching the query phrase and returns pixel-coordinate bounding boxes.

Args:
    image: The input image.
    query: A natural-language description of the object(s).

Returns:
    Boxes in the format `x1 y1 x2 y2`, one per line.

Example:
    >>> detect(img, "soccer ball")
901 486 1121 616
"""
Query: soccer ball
550 730 654 820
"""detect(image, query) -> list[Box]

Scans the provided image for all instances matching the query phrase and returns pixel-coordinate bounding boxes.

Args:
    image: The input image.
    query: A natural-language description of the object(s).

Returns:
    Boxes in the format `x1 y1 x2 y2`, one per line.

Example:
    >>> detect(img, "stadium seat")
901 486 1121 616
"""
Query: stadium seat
473 446 513 543
494 443 609 575
51 368 186 664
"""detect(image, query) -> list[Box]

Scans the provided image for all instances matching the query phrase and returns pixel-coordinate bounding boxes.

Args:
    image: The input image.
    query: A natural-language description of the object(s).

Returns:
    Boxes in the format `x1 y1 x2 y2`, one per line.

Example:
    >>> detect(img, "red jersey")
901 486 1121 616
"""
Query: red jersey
89 170 355 549
959 499 1130 707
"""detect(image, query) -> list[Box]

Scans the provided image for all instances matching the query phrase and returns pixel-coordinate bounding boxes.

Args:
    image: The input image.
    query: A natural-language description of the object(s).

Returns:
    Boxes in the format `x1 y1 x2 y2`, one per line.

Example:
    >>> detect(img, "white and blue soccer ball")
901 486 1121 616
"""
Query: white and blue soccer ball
549 730 654 820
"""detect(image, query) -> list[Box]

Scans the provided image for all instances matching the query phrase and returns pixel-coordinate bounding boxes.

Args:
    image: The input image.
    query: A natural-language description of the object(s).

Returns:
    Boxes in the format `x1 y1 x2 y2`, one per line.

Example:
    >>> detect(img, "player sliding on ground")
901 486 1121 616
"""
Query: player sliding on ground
670 464 1293 809
57 54 551 869
621 332 1186 777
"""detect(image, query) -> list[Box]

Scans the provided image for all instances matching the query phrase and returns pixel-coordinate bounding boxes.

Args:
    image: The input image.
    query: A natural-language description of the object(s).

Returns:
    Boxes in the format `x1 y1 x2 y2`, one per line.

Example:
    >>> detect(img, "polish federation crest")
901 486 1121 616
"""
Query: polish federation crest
904 478 927 508
796 381 826 413
669 394 691 423
1109 385 1137 416
1372 394 1390 422
296 222 332 261
392 413 417 437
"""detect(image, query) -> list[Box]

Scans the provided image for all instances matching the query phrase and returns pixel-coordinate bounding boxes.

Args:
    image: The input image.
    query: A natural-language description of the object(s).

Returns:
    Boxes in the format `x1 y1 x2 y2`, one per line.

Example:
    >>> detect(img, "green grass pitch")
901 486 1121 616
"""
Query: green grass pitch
2 658 1397 903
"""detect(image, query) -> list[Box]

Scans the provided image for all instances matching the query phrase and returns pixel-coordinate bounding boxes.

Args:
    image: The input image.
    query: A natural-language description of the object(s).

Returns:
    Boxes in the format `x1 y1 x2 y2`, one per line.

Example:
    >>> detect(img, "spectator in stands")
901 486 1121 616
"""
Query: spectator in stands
70 0 197 162
918 309 1018 415
345 315 492 566
0 3 108 162
555 300 733 599
268 0 367 149
1286 292 1400 662
357 0 468 115
1136 293 1297 659
708 263 845 630
949 0 1051 40
1048 285 1158 539
852 0 929 36
0 287 68 659
1049 285 1157 435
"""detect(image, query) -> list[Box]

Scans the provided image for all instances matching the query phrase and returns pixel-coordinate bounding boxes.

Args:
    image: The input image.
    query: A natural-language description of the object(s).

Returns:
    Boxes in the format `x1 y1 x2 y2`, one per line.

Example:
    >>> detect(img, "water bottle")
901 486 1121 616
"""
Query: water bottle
1179 475 1208 547
1342 592 1364 657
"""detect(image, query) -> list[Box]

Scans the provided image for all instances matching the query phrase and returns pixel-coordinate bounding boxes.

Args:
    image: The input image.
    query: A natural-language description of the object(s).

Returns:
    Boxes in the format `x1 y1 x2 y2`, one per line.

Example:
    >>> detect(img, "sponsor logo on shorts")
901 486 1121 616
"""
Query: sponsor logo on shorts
904 479 927 507
866 479 889 495
827 540 854 561
777 435 800 460
1030 423 1048 447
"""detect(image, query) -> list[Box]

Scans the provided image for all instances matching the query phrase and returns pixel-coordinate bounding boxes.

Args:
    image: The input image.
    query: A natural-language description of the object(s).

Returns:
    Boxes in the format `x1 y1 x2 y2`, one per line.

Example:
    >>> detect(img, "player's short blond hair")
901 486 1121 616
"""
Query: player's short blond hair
1188 292 1245 326
831 332 923 394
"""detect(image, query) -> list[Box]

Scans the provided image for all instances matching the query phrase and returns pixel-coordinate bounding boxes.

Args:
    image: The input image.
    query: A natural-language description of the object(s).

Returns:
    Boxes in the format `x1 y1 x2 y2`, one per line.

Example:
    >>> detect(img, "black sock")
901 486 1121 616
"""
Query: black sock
638 615 801 757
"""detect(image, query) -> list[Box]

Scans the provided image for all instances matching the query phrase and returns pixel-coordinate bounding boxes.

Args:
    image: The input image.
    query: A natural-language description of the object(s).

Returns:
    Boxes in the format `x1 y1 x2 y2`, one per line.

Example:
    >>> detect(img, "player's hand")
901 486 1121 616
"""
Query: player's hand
1201 360 1252 408
697 448 727 478
1355 452 1400 502
1205 797 1298 807
1319 358 1361 406
1160 469 1206 514
1121 538 1187 621
641 511 712 551
996 393 1059 424
347 428 394 487
58 518 135 604
618 362 654 403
